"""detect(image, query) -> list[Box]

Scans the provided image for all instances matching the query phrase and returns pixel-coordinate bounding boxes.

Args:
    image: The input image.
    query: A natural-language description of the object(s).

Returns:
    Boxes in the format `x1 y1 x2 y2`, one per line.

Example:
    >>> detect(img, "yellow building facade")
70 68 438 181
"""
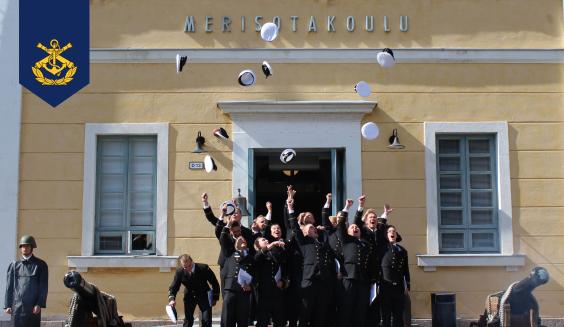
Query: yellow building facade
1 0 563 323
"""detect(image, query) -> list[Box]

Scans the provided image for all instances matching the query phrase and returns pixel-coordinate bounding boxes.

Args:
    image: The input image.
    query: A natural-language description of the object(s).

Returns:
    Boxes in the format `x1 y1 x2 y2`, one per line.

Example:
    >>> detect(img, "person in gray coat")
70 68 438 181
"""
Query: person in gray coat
4 235 49 327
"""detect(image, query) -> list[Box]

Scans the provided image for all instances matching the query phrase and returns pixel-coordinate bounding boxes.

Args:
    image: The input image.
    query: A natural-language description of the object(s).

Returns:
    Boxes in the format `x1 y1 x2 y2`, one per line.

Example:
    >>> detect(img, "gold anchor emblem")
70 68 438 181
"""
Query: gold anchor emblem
32 39 77 85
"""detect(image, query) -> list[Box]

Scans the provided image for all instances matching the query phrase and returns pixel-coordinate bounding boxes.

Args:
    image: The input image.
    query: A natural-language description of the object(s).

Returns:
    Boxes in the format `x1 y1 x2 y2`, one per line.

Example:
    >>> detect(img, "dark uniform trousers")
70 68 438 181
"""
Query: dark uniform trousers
184 295 212 327
338 279 370 327
299 277 332 327
255 289 285 327
221 289 251 327
381 281 405 327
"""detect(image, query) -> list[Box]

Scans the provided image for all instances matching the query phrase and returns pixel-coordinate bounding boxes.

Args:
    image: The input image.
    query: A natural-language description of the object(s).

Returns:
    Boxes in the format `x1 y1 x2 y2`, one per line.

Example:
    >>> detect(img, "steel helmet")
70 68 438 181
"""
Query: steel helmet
19 235 37 249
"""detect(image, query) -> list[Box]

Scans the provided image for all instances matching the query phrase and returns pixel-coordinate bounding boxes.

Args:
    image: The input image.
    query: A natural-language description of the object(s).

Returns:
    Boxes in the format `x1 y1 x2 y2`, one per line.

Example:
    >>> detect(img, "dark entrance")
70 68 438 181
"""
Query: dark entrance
249 149 344 230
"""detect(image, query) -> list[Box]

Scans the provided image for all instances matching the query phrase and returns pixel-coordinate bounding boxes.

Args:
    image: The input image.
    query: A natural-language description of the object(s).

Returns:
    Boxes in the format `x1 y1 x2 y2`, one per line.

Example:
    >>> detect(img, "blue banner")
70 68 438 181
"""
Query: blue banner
20 0 90 107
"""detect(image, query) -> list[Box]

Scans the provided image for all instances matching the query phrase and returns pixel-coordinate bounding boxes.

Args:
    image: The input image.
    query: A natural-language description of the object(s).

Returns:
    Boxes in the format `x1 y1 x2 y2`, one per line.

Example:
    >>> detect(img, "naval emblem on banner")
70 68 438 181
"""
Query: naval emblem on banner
19 0 90 107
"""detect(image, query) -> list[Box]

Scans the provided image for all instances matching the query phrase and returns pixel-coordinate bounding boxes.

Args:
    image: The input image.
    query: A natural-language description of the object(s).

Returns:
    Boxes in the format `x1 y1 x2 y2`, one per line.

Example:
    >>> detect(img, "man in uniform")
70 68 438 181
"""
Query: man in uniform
168 254 220 327
4 235 49 327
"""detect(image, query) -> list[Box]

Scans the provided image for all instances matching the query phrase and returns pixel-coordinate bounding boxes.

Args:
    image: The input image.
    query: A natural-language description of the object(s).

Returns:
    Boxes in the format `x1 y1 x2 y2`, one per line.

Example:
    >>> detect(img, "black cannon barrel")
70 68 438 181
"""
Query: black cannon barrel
63 271 98 301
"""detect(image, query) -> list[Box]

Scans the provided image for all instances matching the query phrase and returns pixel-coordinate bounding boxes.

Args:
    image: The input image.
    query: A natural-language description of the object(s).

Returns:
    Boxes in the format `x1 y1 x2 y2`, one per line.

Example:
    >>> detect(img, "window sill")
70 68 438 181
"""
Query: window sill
67 255 178 273
416 254 525 272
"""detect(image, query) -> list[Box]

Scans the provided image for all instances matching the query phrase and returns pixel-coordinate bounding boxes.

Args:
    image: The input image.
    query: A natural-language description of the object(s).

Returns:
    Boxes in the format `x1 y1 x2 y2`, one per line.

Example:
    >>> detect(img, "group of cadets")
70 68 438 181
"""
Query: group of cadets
169 185 411 327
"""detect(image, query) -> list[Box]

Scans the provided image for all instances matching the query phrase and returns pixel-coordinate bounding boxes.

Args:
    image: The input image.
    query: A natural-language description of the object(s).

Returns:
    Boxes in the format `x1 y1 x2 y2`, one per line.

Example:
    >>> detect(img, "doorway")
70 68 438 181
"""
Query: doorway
249 148 344 229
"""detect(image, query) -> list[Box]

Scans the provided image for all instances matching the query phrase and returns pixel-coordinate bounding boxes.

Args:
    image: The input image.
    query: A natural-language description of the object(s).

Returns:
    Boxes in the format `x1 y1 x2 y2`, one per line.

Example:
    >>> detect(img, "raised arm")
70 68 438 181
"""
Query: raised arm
220 224 236 258
354 194 366 227
321 193 333 230
202 192 221 226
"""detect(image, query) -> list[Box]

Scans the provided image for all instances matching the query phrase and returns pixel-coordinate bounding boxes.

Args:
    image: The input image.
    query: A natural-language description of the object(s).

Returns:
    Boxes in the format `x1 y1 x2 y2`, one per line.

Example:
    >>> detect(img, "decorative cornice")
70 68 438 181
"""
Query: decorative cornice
91 48 564 64
217 100 376 114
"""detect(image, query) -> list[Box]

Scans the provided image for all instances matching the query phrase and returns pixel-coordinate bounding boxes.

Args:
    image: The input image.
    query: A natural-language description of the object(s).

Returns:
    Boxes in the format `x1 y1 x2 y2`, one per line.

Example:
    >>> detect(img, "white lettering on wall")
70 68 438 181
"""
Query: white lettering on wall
254 16 263 31
184 16 195 32
308 16 317 32
327 16 336 32
291 16 299 32
365 16 374 32
346 16 355 32
205 16 213 32
222 16 232 32
400 15 409 32
383 15 390 32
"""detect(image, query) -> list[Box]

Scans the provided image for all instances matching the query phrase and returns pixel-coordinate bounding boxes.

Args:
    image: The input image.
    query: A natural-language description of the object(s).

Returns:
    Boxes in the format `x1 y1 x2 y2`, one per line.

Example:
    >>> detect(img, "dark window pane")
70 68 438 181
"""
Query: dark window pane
131 233 154 251
438 139 460 154
470 174 492 189
471 192 493 207
442 233 464 249
440 192 462 207
469 139 490 154
439 157 460 171
470 157 491 171
440 175 462 189
441 210 463 225
471 210 494 225
472 233 495 248
99 235 122 251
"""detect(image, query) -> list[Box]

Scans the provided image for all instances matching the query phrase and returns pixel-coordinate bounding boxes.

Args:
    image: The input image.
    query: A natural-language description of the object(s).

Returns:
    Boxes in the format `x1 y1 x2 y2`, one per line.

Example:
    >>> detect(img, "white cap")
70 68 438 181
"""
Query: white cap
377 48 395 68
238 69 256 87
361 122 380 140
355 81 371 97
260 22 279 42
262 61 273 78
204 155 217 173
220 200 237 216
280 148 296 163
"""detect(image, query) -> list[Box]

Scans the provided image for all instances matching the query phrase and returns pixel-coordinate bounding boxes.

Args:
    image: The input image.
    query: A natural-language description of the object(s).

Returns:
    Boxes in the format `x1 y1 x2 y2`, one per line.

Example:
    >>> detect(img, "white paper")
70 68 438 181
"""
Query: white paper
369 283 378 304
335 258 341 273
165 304 177 323
237 268 253 286
274 267 282 283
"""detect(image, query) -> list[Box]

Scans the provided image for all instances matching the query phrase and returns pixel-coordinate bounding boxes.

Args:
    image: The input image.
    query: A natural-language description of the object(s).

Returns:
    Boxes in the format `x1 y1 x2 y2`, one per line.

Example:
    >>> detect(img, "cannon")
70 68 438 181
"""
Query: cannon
471 267 550 327
63 271 131 327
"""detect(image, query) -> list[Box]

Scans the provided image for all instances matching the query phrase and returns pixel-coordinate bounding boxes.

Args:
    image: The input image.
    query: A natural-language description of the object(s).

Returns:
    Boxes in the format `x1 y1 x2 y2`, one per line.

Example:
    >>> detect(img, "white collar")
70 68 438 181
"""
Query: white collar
22 254 32 260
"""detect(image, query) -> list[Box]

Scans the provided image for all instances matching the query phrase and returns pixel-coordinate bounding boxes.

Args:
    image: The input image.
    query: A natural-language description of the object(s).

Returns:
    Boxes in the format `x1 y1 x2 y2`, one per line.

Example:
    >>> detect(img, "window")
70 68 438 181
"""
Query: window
417 122 524 271
95 136 157 254
73 123 171 271
437 135 498 253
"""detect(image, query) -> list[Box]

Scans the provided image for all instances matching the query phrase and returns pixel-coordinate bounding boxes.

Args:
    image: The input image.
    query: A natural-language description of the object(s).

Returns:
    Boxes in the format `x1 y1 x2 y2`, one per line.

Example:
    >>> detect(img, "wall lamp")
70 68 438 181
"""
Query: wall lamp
193 131 206 153
388 129 405 149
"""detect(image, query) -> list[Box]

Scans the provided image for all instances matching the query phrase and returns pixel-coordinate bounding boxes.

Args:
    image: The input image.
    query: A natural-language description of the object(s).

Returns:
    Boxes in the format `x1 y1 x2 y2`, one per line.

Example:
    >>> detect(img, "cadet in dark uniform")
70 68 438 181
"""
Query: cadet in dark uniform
287 196 336 327
336 204 374 327
4 235 49 327
168 254 220 327
220 222 254 327
253 237 287 327
201 192 255 268
353 196 398 326
378 225 410 327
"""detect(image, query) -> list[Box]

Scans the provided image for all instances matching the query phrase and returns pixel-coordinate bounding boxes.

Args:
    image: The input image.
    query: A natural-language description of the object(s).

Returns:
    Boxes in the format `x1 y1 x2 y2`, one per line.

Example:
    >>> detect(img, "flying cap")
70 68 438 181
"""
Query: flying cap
204 155 217 173
238 69 256 87
260 22 279 42
213 127 229 140
361 122 380 140
220 200 237 216
377 48 395 68
262 61 273 78
355 81 371 97
176 54 187 73
280 148 296 164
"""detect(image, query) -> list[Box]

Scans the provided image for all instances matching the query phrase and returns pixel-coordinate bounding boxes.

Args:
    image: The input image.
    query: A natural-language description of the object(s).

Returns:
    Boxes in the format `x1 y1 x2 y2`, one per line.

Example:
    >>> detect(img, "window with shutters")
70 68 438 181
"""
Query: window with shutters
436 135 499 253
95 136 157 255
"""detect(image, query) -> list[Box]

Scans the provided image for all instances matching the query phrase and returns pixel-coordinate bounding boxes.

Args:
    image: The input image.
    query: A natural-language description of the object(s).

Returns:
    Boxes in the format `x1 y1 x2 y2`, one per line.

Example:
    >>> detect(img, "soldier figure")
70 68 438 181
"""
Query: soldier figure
4 235 49 327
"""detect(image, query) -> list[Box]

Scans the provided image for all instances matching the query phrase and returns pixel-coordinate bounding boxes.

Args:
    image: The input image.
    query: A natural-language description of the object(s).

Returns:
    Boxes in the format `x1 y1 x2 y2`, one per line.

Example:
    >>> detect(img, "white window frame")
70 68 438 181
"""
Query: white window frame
417 122 524 271
68 123 175 272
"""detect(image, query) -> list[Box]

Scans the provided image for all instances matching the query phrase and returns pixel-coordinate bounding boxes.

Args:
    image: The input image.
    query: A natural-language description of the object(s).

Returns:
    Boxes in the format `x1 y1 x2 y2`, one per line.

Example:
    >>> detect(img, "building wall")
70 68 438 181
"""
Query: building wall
14 0 564 321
